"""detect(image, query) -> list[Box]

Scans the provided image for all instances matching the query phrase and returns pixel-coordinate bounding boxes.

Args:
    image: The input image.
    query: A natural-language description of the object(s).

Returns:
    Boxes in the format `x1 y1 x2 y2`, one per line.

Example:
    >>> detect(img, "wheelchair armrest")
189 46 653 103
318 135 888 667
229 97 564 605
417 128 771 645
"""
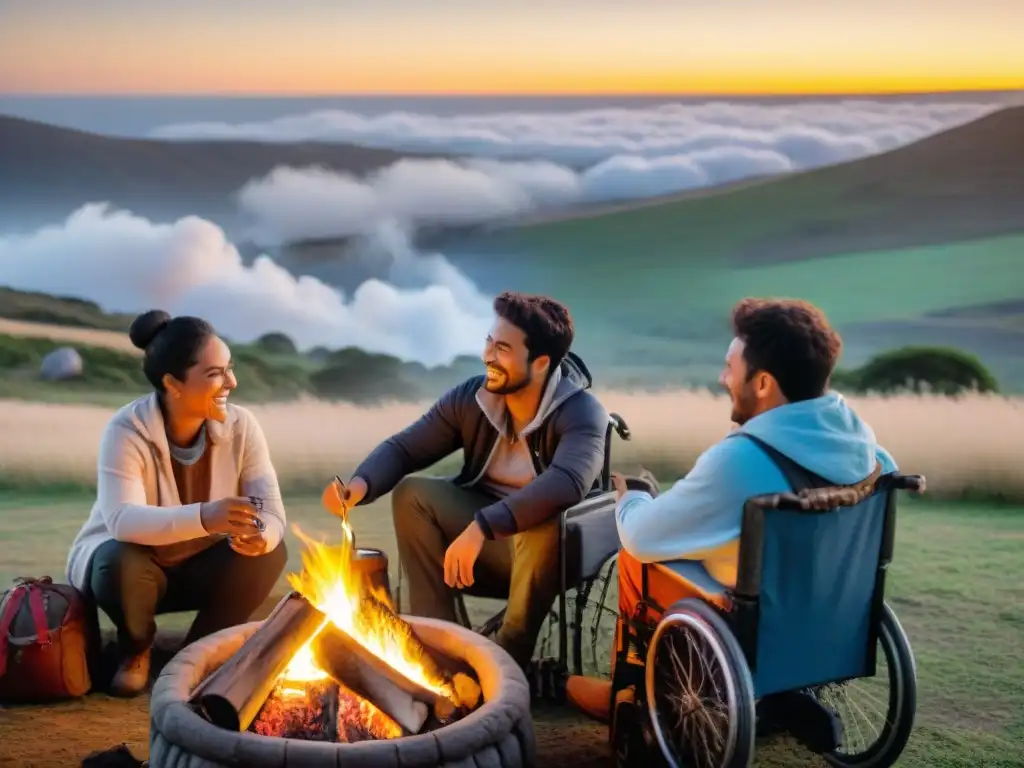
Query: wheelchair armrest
562 490 617 521
560 491 620 586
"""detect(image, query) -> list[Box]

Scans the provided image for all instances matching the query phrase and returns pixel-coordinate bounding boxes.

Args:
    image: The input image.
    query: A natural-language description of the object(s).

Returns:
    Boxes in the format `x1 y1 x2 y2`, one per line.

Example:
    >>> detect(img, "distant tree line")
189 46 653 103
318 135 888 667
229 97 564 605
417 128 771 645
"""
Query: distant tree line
832 345 998 396
0 324 1003 405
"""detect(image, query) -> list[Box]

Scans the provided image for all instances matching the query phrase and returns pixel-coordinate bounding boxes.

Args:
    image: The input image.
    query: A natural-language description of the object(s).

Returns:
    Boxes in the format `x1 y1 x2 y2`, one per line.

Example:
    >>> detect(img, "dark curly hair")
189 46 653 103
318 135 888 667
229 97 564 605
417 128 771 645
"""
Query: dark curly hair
730 297 842 402
493 291 574 369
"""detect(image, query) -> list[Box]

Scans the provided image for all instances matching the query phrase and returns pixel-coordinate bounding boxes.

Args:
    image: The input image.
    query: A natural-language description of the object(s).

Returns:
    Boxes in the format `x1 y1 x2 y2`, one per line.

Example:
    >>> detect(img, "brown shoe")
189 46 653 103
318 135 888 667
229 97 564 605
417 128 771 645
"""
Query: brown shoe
110 647 151 697
565 676 613 723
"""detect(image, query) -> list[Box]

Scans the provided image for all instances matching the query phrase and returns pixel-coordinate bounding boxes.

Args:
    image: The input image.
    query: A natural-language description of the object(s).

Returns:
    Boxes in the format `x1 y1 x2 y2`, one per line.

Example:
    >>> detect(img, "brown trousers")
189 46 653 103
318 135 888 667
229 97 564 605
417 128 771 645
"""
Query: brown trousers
391 476 560 668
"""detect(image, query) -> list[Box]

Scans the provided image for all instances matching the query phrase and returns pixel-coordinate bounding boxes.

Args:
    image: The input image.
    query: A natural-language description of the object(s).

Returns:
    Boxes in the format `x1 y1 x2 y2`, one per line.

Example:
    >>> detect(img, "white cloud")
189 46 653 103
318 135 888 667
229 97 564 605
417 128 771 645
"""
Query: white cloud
0 204 492 366
235 147 805 243
183 100 999 242
236 158 584 244
154 99 997 170
580 147 794 201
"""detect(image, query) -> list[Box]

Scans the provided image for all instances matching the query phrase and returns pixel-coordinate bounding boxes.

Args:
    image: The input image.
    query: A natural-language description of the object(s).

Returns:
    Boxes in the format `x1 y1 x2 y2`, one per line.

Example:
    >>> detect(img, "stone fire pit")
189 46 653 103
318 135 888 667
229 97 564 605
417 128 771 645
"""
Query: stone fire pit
149 616 536 768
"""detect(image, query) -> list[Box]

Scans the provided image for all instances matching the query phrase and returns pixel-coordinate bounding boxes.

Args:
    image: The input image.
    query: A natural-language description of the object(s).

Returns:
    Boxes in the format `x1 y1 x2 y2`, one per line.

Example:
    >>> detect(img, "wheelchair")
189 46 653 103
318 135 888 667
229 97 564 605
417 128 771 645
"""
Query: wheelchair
608 461 925 768
394 412 631 682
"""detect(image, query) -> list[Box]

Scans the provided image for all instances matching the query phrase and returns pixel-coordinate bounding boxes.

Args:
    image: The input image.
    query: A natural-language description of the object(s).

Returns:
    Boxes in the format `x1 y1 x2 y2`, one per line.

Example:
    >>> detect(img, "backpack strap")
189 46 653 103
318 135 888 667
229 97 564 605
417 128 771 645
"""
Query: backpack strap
26 586 52 648
728 432 830 493
11 577 53 647
0 585 28 676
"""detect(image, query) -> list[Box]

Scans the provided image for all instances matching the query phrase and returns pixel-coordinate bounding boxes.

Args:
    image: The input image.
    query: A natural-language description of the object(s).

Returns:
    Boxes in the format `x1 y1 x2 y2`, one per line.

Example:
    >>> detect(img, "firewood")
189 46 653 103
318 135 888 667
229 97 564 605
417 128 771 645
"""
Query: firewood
352 593 484 721
312 625 430 735
190 592 327 732
354 593 455 693
335 679 404 742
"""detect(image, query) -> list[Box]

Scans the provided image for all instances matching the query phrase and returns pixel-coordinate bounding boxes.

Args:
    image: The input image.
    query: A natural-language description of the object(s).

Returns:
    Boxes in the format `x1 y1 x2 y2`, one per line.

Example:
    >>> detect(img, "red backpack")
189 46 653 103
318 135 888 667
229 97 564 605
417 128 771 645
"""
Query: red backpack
0 576 99 702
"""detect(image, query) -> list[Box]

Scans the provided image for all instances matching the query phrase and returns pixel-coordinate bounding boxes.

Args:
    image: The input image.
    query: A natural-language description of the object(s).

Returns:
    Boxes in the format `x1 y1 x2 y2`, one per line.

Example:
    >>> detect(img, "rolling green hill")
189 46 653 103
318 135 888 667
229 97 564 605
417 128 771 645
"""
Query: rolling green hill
0 115 432 230
437 107 1024 389
485 105 1024 269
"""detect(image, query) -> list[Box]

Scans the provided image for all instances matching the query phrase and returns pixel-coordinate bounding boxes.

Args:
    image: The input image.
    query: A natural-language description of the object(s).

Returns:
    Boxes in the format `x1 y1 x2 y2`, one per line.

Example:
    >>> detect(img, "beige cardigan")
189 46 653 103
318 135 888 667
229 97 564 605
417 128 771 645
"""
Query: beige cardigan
65 393 287 591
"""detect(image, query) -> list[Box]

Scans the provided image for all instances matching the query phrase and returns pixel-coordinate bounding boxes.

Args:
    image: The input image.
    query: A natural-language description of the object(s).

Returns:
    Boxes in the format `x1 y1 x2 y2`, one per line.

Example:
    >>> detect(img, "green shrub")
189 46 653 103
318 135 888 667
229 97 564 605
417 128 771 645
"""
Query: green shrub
311 347 420 403
854 345 999 395
0 287 131 331
229 346 311 400
254 331 298 356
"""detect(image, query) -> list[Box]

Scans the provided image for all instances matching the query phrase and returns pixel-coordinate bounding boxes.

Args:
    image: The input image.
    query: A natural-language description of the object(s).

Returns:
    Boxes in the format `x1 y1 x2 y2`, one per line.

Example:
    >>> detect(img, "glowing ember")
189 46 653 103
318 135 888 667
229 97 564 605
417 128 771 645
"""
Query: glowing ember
275 520 455 706
251 678 403 742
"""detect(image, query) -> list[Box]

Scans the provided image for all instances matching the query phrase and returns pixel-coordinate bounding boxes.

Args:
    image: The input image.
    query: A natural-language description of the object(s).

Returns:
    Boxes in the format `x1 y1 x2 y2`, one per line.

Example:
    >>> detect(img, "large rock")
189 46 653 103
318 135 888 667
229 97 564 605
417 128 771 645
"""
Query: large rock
40 346 83 380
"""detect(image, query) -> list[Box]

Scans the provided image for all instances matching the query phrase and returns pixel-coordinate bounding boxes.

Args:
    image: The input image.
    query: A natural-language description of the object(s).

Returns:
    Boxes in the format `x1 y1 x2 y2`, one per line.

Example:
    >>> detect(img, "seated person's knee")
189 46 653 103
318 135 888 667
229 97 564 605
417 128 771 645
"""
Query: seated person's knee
391 475 430 513
89 541 154 598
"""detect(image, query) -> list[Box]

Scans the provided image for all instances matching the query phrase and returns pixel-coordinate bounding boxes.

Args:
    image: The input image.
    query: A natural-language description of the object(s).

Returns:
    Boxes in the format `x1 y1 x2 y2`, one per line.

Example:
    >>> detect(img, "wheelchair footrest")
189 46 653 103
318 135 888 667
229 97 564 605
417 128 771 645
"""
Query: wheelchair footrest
611 687 662 767
526 657 568 704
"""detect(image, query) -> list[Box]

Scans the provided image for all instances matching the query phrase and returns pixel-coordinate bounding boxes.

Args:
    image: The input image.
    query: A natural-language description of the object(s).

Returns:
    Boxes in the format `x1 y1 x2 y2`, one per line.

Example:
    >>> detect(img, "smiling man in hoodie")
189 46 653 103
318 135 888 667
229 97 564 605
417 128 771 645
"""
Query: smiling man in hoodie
565 297 895 744
323 292 608 668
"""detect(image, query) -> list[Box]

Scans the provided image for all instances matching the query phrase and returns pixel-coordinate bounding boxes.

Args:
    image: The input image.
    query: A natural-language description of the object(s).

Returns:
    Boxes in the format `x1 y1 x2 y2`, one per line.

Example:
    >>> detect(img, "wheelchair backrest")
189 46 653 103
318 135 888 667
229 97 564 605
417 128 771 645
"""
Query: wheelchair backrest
732 433 895 697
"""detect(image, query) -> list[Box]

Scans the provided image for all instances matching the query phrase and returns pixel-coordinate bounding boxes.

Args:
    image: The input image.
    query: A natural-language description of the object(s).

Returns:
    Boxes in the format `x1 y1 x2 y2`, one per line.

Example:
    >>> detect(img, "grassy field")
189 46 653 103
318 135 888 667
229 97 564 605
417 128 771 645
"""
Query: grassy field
0 490 1020 767
0 384 1021 765
5 390 1023 501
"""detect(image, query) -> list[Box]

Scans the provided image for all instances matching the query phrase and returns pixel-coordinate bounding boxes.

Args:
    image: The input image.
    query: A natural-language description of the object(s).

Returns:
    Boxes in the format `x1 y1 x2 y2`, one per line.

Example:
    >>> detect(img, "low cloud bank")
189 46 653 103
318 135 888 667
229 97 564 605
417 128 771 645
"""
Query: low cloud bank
237 149 791 243
217 100 997 242
0 204 492 366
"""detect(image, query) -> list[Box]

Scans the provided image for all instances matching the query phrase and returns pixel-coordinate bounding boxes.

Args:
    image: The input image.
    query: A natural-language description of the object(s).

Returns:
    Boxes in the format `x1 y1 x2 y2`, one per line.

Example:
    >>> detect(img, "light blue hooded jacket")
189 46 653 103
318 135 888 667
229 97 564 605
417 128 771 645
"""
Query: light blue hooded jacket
616 392 897 588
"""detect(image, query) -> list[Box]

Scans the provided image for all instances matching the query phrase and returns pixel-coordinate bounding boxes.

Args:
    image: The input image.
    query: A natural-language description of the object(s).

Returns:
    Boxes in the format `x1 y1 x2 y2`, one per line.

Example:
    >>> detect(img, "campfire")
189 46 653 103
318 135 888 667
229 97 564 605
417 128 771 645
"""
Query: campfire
189 521 481 743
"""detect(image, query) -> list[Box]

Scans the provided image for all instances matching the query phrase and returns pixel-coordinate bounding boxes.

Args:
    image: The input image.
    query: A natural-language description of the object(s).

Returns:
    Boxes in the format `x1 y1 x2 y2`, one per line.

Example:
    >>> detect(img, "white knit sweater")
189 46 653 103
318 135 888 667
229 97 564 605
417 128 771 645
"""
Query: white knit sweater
65 393 286 590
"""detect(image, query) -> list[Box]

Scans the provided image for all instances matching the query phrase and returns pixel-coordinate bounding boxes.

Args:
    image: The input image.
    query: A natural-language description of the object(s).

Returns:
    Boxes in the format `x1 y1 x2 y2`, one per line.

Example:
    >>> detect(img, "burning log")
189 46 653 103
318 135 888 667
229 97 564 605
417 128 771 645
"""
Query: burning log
353 593 456 701
312 624 430 734
250 678 403 743
334 593 483 722
190 592 327 732
335 679 404 742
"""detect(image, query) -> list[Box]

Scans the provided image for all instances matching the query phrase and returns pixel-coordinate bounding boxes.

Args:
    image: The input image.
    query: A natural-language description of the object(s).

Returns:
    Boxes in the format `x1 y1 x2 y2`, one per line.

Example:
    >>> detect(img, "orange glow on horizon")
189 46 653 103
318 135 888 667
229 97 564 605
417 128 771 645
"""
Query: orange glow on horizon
9 72 1023 98
2 4 1021 98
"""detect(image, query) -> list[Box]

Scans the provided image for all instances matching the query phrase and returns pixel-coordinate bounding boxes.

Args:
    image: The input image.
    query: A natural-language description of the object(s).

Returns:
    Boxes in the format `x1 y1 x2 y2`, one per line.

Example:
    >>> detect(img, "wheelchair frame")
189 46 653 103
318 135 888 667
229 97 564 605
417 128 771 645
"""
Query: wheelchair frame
610 471 925 768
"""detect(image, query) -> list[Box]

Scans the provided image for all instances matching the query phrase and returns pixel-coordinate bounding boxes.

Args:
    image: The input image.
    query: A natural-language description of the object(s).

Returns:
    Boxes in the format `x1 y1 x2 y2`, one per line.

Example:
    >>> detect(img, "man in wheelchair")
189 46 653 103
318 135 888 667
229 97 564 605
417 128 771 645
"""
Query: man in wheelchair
323 291 608 669
565 298 897 754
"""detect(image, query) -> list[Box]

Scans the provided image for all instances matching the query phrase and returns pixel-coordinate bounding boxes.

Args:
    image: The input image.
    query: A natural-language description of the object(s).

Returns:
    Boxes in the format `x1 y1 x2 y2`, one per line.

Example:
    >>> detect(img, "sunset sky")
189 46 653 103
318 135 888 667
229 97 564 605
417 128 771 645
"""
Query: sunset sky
1 0 1022 96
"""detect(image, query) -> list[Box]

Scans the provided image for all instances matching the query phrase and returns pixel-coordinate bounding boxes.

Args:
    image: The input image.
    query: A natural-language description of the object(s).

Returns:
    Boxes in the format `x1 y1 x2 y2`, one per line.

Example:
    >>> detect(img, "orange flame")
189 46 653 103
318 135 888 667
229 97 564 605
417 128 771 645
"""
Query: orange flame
275 521 450 700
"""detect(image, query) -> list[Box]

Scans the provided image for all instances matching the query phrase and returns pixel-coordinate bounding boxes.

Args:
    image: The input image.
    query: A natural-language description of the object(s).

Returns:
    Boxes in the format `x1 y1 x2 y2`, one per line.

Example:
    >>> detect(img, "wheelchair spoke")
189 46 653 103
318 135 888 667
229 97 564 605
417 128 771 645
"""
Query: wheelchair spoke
651 620 735 768
812 615 907 763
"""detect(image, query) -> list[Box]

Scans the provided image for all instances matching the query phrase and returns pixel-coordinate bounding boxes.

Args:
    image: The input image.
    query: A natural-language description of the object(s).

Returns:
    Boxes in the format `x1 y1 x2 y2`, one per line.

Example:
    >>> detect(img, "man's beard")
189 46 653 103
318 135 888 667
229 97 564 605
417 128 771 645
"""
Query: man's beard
485 365 532 395
730 384 757 426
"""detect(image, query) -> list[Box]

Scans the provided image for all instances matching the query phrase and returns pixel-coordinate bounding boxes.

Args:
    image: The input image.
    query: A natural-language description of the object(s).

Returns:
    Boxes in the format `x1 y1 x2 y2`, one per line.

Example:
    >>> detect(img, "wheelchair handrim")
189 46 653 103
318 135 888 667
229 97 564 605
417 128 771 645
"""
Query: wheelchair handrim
645 610 739 768
820 611 909 765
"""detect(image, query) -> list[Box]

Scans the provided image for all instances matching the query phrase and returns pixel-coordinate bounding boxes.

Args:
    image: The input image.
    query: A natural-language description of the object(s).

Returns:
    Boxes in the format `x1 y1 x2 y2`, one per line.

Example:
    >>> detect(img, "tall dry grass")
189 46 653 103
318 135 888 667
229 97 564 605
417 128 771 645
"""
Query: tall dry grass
0 318 140 354
3 390 1022 500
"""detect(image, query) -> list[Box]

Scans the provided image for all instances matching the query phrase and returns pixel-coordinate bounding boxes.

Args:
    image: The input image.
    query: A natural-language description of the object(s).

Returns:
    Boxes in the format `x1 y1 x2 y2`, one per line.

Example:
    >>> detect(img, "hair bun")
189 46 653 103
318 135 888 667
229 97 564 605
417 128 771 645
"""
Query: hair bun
129 310 172 350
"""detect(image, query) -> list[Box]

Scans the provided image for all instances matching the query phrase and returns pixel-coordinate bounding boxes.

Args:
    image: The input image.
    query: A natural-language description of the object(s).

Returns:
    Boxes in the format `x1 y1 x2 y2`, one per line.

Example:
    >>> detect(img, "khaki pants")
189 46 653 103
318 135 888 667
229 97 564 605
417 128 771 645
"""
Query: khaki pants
391 476 560 668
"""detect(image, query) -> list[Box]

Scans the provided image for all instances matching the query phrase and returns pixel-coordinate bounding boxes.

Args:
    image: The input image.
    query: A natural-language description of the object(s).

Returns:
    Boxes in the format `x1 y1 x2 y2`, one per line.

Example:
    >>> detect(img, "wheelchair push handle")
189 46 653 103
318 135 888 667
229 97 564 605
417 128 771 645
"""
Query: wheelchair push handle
609 412 631 441
891 474 926 494
762 472 928 511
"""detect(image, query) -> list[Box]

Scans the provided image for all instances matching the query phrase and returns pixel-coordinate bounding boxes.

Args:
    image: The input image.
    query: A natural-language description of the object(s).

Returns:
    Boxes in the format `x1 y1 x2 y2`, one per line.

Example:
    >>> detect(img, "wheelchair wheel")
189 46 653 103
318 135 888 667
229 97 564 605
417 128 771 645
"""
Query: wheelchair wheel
816 602 917 768
573 556 619 677
645 599 756 768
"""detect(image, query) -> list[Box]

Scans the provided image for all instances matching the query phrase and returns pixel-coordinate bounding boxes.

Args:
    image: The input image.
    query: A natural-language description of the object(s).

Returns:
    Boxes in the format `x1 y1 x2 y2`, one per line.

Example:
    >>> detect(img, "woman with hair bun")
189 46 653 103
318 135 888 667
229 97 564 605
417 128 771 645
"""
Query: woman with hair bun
65 310 288 697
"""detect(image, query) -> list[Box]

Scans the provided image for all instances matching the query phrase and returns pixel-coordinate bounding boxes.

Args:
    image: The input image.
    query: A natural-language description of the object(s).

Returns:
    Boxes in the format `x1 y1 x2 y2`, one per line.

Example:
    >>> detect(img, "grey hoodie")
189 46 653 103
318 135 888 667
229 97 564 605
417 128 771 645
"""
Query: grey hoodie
351 352 609 538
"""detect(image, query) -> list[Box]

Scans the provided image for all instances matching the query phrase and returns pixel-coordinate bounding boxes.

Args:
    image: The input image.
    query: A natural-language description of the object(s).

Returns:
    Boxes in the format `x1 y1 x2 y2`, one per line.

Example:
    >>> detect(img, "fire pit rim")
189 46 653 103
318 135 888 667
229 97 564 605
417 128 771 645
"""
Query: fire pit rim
150 616 534 768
